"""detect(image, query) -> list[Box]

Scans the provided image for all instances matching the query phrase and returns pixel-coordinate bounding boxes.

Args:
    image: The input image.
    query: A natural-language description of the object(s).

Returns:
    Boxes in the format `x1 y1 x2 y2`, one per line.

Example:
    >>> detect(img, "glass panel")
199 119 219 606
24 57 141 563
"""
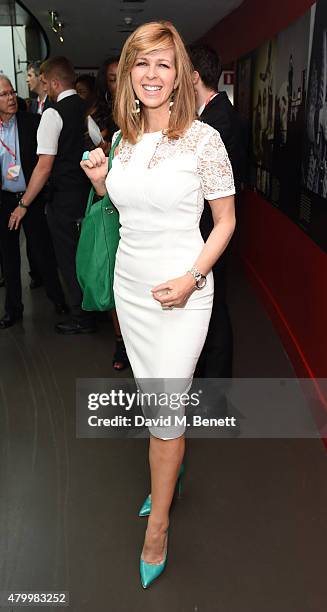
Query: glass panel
0 0 49 96
13 25 28 97
0 26 15 86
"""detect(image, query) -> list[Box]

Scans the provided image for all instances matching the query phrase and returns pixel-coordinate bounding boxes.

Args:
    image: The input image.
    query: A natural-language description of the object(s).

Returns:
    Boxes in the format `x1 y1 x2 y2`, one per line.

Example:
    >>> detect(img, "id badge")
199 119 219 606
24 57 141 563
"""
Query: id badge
6 163 21 181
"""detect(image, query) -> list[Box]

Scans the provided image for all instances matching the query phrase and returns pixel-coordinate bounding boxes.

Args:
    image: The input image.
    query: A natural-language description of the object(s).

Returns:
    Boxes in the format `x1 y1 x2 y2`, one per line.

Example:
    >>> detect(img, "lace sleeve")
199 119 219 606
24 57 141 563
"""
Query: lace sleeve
197 128 235 200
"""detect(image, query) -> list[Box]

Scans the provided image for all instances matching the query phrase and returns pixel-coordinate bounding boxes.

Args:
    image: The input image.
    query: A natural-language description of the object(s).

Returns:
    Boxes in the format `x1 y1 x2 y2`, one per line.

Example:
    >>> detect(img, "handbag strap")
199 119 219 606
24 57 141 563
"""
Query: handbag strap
105 131 122 214
85 131 122 215
108 130 122 170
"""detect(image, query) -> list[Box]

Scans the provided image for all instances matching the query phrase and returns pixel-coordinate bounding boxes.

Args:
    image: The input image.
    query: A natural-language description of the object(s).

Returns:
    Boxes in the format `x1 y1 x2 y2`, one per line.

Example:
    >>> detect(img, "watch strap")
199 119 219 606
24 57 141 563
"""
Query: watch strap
188 266 206 288
18 198 29 209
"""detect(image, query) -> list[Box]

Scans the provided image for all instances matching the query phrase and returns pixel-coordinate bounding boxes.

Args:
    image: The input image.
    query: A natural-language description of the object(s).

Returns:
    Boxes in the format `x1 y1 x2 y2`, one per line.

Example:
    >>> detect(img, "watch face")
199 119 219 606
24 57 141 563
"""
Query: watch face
196 276 207 289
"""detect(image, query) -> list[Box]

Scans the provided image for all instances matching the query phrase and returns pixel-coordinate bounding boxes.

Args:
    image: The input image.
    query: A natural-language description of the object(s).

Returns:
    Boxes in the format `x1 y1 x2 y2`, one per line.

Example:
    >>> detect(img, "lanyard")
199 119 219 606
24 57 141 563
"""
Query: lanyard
37 97 45 114
0 118 16 160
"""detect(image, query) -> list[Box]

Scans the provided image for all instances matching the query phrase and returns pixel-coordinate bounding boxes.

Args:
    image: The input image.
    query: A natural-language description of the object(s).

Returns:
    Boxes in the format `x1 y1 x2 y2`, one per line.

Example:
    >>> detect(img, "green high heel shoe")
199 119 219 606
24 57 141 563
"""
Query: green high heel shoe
138 464 185 517
140 533 168 589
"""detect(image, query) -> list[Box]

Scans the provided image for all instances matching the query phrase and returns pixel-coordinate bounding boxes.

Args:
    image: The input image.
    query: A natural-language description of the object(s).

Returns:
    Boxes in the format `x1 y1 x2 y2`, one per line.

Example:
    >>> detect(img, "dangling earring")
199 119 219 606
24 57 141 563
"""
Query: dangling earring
133 98 140 114
169 92 175 115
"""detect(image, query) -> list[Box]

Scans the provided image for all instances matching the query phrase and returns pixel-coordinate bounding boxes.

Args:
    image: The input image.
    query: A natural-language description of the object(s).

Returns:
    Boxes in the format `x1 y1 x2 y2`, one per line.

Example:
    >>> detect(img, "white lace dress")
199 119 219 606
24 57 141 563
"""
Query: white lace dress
106 120 235 437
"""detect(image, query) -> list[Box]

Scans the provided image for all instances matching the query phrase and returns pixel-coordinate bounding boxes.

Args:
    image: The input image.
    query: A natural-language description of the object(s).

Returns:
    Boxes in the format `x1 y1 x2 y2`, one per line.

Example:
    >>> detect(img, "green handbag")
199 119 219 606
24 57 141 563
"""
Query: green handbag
76 131 122 311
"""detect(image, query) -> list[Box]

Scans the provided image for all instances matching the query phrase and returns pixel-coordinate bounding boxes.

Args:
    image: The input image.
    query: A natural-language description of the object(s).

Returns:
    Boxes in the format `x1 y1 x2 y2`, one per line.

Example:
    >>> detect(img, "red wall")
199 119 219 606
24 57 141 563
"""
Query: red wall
203 0 316 64
239 192 327 381
203 0 327 445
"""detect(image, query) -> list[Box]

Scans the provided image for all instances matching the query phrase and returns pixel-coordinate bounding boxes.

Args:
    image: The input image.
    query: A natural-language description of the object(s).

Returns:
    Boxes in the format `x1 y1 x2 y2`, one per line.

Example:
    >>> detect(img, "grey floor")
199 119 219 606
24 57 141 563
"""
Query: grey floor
0 249 326 612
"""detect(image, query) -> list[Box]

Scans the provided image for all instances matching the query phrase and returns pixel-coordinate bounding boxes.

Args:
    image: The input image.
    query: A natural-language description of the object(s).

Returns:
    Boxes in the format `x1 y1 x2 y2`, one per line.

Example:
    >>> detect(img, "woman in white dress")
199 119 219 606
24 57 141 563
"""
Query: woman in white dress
81 21 235 588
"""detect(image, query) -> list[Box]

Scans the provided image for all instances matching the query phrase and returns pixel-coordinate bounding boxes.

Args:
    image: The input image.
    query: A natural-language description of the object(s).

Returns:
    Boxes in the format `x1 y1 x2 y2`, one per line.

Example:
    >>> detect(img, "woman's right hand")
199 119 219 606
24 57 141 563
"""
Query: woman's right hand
80 148 108 193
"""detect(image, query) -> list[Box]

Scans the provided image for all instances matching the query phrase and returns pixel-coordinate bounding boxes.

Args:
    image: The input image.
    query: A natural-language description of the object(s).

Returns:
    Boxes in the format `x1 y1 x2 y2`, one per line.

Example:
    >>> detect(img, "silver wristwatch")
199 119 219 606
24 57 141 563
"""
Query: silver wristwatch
18 197 29 209
188 266 207 289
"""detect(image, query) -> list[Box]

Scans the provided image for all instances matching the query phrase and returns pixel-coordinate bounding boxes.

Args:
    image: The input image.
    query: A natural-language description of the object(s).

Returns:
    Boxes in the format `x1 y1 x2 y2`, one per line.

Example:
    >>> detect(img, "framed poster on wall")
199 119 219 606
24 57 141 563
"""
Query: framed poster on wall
236 1 327 253
251 38 277 201
271 10 311 221
300 0 327 251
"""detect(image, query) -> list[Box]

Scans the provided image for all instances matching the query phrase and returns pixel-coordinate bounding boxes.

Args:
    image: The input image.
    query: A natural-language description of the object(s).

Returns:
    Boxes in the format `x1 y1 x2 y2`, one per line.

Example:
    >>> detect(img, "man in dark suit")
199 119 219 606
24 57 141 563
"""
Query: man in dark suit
26 61 50 115
26 61 51 289
189 45 245 378
0 75 68 328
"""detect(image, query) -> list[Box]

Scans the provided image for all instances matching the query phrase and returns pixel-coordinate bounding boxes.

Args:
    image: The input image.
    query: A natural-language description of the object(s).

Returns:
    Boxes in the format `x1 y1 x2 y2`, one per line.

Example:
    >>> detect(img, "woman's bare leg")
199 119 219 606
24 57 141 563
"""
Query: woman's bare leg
141 434 185 563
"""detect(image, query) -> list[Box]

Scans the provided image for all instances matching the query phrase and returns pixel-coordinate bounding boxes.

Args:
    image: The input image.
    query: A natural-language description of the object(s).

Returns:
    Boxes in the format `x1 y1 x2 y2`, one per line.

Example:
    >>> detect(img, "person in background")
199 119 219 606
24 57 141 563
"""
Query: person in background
0 75 68 329
27 61 50 115
106 58 119 99
189 44 244 379
88 57 119 151
0 76 25 289
26 61 53 288
17 97 27 112
0 253 4 286
88 56 129 369
8 57 95 334
0 84 22 286
75 74 96 109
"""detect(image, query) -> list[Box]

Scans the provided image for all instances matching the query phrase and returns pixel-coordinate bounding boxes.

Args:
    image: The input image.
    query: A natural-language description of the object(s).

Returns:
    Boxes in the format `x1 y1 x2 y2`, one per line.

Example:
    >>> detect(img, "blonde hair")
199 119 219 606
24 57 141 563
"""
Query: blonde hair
114 21 196 143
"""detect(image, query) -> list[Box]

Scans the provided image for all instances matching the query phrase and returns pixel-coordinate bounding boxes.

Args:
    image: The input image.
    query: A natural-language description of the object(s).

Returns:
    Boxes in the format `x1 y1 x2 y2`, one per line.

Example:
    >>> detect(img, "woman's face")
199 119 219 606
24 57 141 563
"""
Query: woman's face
76 82 92 101
107 62 118 98
130 47 176 111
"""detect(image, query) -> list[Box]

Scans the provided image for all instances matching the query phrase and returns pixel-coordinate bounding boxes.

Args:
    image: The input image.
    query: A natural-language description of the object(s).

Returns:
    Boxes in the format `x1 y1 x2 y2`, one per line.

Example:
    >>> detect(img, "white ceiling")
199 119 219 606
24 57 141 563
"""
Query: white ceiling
23 0 243 66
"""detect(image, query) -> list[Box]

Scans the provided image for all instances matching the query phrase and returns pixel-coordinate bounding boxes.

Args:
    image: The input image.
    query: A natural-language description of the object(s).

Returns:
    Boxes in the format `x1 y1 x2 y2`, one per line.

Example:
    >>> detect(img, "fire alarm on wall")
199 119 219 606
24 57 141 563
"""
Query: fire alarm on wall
223 72 234 85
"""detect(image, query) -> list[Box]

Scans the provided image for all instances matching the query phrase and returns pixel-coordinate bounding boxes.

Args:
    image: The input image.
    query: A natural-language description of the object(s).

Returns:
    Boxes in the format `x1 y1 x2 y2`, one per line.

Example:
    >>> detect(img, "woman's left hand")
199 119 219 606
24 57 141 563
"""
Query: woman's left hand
151 274 196 308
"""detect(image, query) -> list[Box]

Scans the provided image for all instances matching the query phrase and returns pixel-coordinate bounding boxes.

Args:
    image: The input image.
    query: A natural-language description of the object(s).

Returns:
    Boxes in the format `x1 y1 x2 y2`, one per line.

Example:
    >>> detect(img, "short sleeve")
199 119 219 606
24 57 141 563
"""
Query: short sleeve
36 108 63 155
197 128 235 200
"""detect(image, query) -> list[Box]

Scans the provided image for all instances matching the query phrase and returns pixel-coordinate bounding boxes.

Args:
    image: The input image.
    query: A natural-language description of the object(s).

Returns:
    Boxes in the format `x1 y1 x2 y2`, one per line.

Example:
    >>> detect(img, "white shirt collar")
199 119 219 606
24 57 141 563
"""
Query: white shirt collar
57 89 77 102
197 103 206 117
197 92 219 117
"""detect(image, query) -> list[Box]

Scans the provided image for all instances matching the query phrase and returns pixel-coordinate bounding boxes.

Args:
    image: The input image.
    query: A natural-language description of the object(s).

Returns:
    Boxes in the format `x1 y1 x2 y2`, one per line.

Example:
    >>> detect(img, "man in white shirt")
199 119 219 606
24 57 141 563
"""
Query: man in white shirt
10 56 94 334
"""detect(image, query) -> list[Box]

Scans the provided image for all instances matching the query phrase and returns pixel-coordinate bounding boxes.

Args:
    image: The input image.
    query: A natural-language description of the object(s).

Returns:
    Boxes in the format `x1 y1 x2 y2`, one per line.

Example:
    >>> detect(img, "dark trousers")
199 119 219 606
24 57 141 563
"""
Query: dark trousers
0 190 66 317
195 246 233 378
46 190 89 319
26 239 42 282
